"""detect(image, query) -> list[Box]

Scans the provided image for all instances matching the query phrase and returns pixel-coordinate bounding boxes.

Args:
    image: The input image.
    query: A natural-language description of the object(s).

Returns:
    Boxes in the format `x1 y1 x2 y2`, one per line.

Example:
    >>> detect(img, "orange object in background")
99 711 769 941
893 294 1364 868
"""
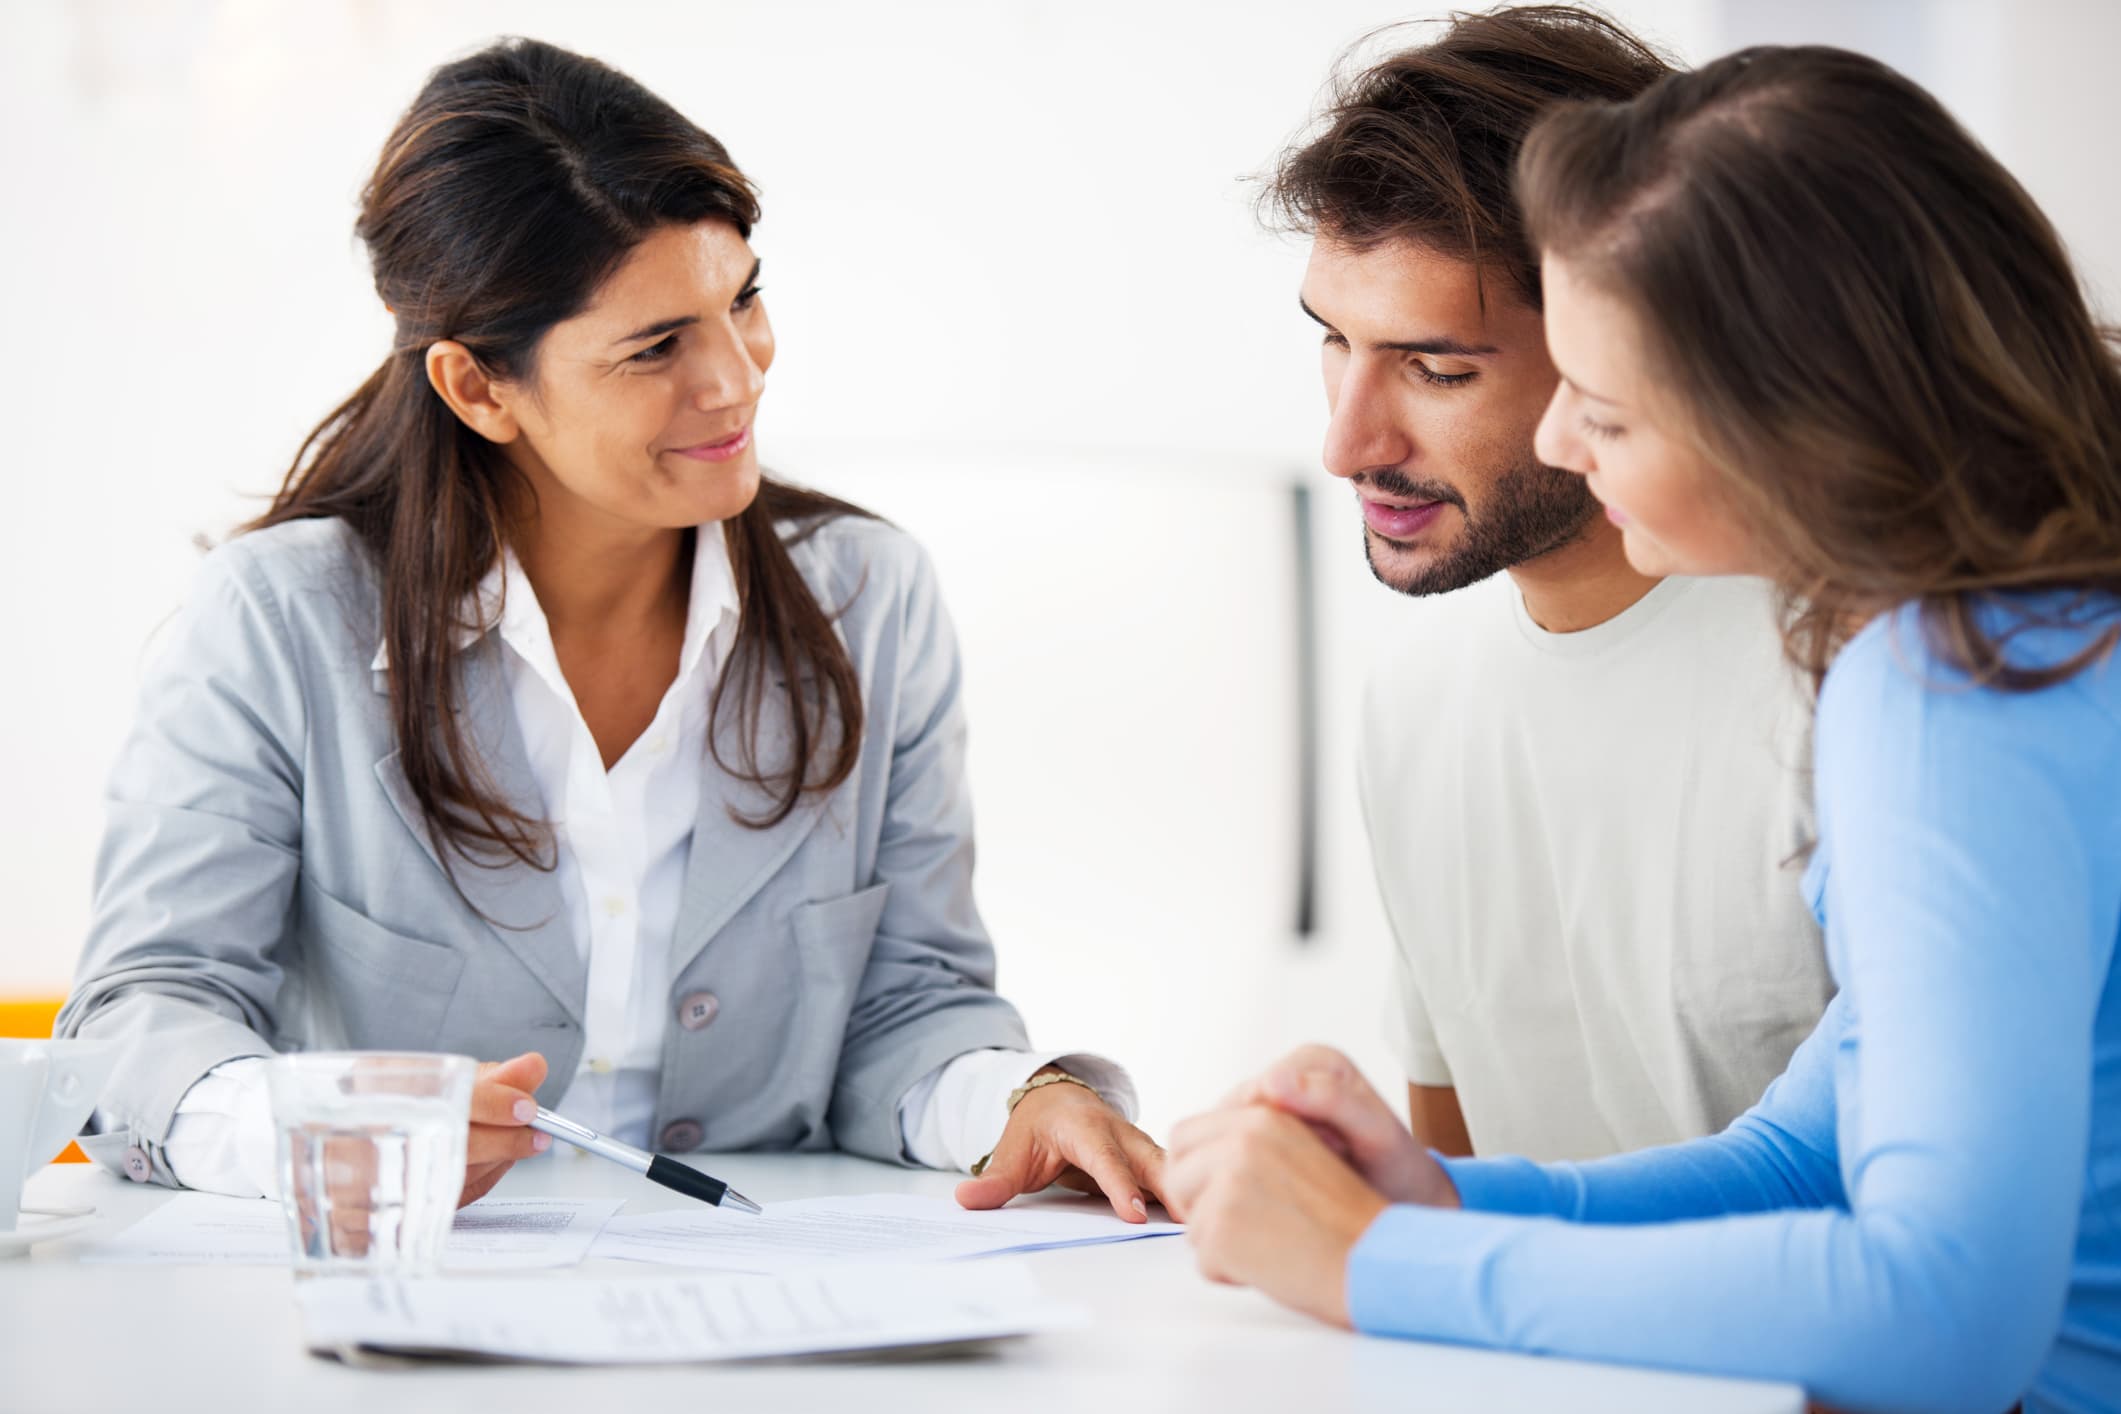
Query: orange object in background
0 997 86 1162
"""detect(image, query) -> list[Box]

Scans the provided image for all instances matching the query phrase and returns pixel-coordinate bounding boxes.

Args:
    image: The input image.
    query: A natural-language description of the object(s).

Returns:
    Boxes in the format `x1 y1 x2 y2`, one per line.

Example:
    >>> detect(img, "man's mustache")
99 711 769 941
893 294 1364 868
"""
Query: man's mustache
1356 468 1466 512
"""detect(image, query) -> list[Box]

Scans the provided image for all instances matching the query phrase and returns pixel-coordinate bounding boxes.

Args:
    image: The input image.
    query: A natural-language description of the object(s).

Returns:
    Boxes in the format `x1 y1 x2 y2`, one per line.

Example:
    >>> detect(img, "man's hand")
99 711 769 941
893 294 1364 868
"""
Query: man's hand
1166 1103 1390 1328
955 1071 1172 1222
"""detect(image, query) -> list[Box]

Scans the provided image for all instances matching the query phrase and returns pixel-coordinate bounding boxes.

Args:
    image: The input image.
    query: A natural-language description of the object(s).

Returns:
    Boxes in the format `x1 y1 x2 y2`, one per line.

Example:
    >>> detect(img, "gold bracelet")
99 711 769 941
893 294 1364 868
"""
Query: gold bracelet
1007 1069 1098 1113
970 1070 1100 1177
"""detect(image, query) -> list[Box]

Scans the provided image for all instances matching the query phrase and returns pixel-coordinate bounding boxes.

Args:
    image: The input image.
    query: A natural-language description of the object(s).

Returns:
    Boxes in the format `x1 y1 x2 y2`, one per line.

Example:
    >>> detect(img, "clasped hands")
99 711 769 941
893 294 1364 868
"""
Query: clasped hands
1166 1044 1462 1327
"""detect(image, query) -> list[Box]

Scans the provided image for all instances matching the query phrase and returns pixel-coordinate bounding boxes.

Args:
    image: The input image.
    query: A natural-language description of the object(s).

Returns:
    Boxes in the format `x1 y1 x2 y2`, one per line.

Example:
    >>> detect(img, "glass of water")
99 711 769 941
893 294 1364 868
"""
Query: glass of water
263 1051 475 1276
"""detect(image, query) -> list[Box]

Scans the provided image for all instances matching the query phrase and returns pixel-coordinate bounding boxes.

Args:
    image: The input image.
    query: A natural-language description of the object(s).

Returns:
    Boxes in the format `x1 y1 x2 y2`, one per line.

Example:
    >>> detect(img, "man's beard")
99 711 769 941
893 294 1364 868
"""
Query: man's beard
1360 454 1597 597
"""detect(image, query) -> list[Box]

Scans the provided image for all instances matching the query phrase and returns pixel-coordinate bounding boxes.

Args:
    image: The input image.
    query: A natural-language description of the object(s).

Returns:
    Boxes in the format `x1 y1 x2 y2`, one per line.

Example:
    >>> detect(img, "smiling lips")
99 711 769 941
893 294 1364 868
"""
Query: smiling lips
669 425 751 462
1359 494 1448 542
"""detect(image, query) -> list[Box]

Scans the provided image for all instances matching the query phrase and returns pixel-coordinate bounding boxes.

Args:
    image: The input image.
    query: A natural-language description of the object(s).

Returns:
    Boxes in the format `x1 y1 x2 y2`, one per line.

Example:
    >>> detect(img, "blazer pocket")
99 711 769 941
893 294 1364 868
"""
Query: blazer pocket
295 876 467 1050
789 883 893 1038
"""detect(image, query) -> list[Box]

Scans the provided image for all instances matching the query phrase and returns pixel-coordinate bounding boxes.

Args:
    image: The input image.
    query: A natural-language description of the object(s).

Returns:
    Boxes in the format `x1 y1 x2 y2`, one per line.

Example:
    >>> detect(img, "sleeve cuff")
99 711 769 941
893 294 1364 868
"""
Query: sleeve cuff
1346 1160 1582 1341
1040 1052 1137 1124
1386 1028 1454 1089
896 1048 1139 1173
164 1055 278 1198
1438 1153 1575 1216
1345 1202 1528 1343
1347 1204 1456 1338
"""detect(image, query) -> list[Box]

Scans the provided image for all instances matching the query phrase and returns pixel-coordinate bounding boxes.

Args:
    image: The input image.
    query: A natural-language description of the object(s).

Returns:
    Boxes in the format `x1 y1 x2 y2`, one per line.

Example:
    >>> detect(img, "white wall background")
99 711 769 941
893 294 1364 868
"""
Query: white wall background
3 0 2114 1134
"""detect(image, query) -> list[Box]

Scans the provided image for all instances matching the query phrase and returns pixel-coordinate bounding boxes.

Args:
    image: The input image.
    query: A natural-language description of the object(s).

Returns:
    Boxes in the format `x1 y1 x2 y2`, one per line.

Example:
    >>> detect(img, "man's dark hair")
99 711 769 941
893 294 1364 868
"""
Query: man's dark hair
1263 5 1672 309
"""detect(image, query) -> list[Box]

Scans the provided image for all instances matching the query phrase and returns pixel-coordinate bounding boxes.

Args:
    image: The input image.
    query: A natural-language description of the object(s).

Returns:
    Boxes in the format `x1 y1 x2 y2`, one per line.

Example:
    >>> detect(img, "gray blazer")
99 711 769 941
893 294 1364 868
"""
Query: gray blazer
58 513 1031 1186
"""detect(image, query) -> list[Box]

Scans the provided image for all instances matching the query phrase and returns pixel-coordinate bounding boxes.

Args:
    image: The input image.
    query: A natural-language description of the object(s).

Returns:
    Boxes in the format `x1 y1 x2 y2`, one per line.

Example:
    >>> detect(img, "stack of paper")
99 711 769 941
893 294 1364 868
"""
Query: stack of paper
297 1259 1083 1364
589 1193 1184 1273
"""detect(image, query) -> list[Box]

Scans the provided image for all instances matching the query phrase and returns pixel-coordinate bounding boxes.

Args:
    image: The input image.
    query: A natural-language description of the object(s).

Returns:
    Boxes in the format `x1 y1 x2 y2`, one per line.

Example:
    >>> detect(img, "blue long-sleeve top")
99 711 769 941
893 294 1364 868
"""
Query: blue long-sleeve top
1347 597 2121 1414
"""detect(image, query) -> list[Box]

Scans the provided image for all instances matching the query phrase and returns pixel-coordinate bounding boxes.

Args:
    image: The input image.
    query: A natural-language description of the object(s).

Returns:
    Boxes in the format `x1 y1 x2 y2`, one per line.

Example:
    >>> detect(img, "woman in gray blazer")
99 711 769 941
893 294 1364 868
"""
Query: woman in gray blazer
59 38 1168 1221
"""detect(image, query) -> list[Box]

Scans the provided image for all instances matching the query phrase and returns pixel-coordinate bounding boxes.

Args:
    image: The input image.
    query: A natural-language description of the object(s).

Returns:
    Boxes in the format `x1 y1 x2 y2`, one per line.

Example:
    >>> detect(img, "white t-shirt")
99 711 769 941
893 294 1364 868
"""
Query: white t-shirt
1358 572 1831 1161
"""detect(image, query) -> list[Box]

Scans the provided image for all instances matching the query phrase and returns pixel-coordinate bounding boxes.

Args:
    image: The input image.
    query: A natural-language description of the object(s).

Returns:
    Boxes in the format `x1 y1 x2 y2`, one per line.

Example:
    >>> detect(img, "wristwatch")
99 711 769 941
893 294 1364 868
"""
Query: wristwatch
969 1069 1100 1177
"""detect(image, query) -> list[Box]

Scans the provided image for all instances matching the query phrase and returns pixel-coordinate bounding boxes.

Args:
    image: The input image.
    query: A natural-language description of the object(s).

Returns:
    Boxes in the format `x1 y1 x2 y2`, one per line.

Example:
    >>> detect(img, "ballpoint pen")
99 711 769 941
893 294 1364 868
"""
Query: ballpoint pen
528 1107 763 1214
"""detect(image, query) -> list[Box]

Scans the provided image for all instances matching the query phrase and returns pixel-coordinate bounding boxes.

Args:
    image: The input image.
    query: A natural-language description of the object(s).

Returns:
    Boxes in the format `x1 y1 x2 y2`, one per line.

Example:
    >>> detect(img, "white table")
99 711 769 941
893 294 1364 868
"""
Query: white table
3 1153 1804 1414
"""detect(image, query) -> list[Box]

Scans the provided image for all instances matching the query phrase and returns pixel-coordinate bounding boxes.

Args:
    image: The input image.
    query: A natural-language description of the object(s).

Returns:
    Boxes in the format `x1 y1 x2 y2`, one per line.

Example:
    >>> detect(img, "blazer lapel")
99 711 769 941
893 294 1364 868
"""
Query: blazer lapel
373 635 588 1025
668 671 835 979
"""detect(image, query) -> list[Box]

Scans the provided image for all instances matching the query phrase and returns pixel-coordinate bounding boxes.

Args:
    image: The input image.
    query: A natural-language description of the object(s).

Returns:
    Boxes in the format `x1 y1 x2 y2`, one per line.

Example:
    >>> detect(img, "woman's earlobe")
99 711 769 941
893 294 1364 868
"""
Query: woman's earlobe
424 339 520 444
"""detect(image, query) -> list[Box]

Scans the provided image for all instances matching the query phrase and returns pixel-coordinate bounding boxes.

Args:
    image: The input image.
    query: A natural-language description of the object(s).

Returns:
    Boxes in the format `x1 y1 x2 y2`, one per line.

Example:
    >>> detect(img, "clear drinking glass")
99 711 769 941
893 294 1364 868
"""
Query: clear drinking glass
264 1051 475 1276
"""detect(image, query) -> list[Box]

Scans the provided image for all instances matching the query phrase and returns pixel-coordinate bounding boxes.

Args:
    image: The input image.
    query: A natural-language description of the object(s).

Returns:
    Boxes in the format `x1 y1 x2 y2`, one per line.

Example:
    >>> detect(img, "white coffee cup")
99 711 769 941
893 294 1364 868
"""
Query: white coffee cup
0 1038 121 1232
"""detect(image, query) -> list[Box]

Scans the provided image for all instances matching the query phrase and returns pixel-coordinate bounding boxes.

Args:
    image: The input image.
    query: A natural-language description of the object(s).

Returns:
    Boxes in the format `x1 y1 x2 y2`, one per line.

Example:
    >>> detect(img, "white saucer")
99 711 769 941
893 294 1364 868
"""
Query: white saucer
0 1204 102 1258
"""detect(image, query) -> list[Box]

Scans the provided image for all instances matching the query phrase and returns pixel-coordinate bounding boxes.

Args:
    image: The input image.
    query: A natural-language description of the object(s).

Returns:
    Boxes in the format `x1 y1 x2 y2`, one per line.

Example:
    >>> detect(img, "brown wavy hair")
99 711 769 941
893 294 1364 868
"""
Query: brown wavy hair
1261 5 1673 309
251 38 868 879
1516 44 2121 689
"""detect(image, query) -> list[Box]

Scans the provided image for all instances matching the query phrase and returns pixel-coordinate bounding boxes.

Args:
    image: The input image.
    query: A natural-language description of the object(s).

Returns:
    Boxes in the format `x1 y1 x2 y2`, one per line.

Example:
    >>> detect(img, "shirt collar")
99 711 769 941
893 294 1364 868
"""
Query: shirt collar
369 527 741 676
671 523 741 685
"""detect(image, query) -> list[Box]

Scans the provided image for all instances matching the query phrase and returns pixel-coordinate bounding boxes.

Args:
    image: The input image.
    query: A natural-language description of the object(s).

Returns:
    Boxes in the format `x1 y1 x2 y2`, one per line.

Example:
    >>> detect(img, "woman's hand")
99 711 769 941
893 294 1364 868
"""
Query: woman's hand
1226 1045 1460 1208
459 1051 551 1208
955 1070 1173 1222
1165 1102 1391 1328
1160 1046 1462 1328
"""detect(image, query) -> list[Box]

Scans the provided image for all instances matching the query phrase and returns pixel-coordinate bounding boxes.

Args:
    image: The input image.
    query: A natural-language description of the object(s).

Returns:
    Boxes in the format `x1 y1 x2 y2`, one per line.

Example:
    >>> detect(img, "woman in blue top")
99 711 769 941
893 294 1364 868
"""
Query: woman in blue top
1168 44 2121 1414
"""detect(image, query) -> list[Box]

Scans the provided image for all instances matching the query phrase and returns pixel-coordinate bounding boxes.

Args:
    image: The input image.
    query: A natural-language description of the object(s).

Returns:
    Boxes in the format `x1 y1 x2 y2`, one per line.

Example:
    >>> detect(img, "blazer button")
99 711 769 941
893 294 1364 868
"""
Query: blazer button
122 1146 151 1182
659 1119 705 1152
676 991 720 1032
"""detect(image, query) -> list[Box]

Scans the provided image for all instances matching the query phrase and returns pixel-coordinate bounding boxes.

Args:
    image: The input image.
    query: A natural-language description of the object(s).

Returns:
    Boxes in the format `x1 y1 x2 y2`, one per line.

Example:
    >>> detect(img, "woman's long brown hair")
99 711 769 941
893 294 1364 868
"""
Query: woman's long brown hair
251 38 868 881
1515 45 2121 690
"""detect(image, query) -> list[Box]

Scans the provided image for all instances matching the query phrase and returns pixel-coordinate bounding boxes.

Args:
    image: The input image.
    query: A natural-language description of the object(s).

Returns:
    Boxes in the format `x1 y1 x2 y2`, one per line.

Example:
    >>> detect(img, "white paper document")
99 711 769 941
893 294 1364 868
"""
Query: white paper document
589 1192 1183 1273
77 1193 623 1270
297 1260 1082 1364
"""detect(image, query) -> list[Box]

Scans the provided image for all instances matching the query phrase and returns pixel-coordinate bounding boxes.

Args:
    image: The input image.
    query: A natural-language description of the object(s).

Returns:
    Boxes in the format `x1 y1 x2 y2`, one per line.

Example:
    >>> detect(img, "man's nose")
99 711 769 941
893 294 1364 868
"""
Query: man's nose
1323 364 1413 481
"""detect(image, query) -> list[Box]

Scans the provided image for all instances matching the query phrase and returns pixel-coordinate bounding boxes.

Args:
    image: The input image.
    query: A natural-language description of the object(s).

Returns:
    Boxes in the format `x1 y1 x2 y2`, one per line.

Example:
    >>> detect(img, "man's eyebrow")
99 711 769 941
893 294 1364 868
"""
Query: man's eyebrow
612 258 765 346
1380 335 1499 357
1297 295 1496 356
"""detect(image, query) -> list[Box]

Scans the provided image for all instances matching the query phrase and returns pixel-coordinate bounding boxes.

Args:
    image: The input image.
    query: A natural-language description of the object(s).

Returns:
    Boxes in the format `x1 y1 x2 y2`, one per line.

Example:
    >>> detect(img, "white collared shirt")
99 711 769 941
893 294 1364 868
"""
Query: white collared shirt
164 529 1130 1196
494 525 737 1142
